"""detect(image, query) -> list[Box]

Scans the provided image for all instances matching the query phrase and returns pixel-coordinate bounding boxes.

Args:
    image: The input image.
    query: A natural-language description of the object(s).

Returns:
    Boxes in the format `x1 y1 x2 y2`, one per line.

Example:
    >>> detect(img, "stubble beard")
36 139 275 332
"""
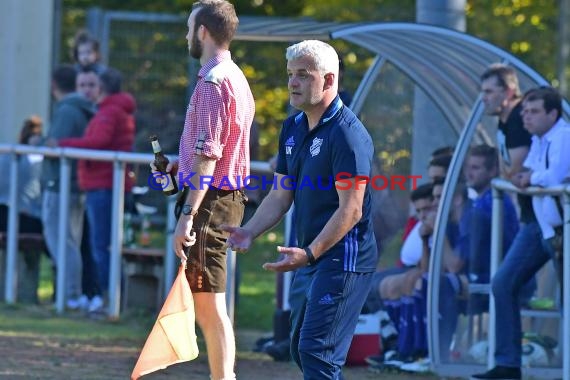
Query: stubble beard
190 33 202 59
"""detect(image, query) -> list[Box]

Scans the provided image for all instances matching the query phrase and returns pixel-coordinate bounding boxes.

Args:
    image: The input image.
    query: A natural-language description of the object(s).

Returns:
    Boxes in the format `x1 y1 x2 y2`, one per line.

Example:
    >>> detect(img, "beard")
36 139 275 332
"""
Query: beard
189 32 202 59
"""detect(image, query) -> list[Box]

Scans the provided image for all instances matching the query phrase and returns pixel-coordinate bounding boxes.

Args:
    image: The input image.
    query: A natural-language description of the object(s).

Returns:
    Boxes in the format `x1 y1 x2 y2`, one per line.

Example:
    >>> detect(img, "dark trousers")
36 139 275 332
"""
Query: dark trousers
289 266 373 379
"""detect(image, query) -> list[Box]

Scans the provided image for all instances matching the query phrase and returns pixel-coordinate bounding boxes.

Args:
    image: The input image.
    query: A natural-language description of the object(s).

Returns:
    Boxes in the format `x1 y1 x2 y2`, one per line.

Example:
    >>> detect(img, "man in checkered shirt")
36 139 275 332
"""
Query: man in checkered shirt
161 1 254 379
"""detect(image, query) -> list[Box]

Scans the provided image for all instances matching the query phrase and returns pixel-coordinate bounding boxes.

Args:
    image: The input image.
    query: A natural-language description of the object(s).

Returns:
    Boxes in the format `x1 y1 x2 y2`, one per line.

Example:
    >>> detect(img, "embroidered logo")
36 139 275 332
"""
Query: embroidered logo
318 293 334 305
310 137 323 157
285 136 295 155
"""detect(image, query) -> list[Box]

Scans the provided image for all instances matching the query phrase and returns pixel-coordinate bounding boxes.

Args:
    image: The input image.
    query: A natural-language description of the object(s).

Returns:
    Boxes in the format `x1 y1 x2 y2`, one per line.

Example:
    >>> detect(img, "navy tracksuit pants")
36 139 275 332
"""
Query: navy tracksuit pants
289 266 373 379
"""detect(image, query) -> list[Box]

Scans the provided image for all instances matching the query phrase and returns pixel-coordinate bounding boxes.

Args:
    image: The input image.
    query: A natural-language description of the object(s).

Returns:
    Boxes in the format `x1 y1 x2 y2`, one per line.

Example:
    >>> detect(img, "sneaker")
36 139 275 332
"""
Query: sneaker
66 295 89 310
78 295 90 310
88 295 104 313
471 366 521 380
364 354 385 366
400 357 431 373
364 350 400 367
383 355 407 368
66 298 81 310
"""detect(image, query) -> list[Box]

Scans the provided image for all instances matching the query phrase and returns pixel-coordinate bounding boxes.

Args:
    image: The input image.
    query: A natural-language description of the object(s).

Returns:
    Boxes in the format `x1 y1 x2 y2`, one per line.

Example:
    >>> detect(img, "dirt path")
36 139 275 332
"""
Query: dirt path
0 330 439 379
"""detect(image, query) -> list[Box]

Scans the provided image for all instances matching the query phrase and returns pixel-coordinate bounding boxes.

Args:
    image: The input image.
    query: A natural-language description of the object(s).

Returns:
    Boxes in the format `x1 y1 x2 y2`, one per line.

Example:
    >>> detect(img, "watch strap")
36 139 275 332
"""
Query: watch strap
304 246 316 266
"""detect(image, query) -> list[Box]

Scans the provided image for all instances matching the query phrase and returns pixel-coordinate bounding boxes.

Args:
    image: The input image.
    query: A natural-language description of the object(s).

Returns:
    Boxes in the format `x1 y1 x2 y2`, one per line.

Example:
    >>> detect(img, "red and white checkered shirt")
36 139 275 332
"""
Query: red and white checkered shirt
178 51 255 189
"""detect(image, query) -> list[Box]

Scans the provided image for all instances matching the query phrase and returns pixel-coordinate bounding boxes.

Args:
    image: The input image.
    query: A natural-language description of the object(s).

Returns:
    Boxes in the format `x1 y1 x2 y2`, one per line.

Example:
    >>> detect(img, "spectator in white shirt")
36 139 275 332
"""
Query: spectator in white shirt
513 87 570 239
473 86 569 380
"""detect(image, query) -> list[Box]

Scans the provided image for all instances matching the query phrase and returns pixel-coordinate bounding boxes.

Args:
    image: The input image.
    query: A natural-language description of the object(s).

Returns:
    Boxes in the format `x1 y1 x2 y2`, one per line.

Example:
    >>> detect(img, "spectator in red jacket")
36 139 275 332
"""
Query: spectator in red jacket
50 67 136 315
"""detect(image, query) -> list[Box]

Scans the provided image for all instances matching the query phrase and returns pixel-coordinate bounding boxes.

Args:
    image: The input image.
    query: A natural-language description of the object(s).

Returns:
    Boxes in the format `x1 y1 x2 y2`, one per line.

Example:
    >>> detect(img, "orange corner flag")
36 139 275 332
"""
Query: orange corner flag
131 264 199 379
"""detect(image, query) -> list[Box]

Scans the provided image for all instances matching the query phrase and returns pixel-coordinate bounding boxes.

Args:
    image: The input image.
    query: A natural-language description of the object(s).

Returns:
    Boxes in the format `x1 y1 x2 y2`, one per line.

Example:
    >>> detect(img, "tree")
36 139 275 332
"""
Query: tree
467 0 560 87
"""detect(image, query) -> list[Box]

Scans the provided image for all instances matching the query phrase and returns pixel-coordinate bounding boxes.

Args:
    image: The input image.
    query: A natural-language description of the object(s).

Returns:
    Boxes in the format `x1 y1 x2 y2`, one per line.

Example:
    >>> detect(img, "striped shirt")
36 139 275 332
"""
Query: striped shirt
178 51 255 189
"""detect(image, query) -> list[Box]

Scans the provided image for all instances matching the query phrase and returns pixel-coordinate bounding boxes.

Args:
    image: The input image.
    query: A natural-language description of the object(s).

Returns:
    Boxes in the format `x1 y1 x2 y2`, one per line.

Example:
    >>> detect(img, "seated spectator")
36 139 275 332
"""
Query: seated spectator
369 178 468 366
363 183 433 315
427 153 452 181
406 146 520 369
368 145 523 371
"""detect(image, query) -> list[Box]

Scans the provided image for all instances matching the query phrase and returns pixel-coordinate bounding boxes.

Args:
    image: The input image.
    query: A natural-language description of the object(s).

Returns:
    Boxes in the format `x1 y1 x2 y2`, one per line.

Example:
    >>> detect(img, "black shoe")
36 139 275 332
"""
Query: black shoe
471 366 521 380
264 339 291 362
253 336 273 352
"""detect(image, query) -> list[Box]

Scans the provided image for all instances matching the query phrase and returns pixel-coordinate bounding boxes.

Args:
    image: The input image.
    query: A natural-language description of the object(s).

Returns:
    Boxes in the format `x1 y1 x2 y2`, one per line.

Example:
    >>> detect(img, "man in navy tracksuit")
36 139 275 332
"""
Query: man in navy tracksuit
223 40 377 379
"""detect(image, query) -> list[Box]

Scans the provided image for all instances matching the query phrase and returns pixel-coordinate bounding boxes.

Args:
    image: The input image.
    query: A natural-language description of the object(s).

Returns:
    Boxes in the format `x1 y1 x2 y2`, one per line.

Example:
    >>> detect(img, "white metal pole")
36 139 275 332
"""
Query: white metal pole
55 156 71 314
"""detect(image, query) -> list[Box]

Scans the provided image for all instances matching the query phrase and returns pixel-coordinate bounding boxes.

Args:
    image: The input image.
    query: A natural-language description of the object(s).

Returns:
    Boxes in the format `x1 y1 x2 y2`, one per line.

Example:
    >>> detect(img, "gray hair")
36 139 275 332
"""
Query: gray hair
286 40 339 76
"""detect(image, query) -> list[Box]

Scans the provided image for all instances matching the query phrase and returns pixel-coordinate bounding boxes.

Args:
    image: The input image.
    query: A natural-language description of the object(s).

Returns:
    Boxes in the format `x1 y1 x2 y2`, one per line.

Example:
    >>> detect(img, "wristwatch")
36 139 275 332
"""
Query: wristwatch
304 246 317 266
181 204 198 217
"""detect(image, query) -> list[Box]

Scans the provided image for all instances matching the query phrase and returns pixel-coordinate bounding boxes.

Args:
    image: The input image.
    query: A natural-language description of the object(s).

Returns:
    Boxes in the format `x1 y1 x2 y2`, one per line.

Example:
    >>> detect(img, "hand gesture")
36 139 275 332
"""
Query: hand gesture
262 246 309 272
220 224 254 252
173 216 196 260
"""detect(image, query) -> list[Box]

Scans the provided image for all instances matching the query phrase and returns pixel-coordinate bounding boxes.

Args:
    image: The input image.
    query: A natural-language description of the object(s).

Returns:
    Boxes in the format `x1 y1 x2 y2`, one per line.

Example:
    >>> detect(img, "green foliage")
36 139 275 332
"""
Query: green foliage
466 0 560 85
302 0 415 22
232 41 291 160
59 0 567 170
63 0 306 16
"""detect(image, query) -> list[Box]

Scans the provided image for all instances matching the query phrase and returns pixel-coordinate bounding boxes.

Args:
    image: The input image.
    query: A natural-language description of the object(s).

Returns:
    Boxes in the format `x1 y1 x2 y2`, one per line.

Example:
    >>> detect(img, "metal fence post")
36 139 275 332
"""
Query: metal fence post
562 188 570 380
55 156 71 314
163 196 177 299
108 159 125 319
226 247 236 324
487 185 504 368
4 153 20 303
86 7 104 47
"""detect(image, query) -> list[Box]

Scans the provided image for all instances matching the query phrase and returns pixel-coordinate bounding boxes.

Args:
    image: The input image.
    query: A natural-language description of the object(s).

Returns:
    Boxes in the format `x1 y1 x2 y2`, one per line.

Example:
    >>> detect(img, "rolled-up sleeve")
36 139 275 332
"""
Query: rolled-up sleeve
194 82 230 160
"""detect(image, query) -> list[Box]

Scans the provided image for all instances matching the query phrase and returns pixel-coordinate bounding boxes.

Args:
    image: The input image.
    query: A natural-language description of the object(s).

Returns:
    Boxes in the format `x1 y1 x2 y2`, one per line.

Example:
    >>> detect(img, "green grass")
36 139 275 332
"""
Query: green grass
0 303 152 341
236 226 283 331
31 222 284 336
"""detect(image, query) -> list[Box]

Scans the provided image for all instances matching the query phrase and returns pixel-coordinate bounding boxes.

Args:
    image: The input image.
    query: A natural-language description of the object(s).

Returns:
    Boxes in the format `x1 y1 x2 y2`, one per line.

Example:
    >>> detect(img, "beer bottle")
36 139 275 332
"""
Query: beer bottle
150 135 178 195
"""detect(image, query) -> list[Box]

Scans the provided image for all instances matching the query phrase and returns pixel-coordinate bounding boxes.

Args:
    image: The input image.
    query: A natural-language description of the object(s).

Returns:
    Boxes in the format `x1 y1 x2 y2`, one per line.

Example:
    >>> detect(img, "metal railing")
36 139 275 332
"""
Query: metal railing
489 178 569 380
0 143 271 319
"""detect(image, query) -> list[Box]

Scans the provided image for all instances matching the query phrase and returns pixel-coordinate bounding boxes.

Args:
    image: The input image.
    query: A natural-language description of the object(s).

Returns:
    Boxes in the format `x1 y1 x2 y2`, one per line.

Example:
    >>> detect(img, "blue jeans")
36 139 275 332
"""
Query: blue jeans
492 222 548 367
289 266 373 379
41 191 85 299
85 189 112 295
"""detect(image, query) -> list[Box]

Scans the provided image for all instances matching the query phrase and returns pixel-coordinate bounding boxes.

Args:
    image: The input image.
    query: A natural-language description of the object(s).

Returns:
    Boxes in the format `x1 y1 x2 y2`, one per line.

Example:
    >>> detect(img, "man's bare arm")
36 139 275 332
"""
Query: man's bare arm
501 146 529 179
183 154 216 208
172 154 216 259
